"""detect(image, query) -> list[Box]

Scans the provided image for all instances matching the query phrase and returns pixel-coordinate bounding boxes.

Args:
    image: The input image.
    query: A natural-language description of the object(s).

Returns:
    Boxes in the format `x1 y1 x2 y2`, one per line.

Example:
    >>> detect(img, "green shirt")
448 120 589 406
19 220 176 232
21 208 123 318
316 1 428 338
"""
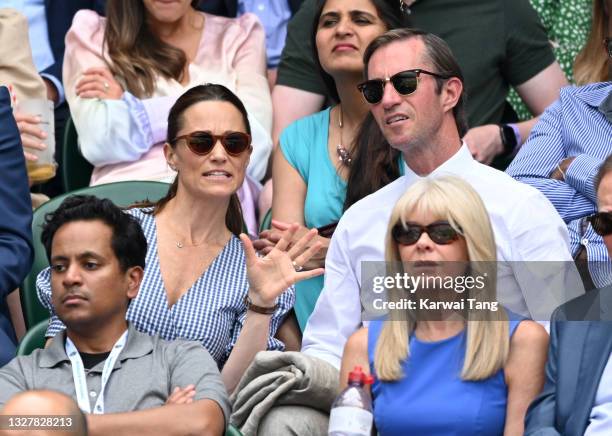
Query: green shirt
276 0 556 128
508 0 592 120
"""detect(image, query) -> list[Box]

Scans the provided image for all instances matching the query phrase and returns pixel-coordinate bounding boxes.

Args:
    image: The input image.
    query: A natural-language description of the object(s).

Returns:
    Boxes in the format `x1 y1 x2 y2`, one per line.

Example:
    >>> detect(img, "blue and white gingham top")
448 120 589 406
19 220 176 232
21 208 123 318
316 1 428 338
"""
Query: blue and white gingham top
37 207 295 367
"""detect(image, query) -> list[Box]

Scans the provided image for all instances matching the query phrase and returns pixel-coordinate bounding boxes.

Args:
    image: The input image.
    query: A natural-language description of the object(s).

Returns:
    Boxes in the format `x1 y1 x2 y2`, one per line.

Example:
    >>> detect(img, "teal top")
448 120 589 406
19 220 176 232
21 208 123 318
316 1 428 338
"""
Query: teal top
280 107 403 329
280 107 345 330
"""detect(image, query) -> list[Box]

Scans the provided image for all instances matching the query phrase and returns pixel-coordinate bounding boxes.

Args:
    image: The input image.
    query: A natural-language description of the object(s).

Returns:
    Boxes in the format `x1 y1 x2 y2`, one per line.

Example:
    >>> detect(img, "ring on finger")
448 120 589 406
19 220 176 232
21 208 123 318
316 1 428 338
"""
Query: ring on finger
103 81 110 92
292 261 303 272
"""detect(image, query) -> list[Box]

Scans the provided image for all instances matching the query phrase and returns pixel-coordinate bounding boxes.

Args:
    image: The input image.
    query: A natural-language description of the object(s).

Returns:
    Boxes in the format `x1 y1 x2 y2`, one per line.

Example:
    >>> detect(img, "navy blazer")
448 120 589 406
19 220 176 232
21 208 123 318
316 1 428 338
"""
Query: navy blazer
525 287 612 436
197 0 303 17
42 0 106 85
0 86 34 366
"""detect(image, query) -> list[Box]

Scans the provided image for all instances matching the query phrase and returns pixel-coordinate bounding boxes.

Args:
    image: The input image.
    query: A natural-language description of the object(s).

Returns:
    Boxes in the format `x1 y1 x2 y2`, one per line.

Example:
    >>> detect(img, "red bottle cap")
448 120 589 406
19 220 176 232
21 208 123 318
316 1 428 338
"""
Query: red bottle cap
348 366 374 385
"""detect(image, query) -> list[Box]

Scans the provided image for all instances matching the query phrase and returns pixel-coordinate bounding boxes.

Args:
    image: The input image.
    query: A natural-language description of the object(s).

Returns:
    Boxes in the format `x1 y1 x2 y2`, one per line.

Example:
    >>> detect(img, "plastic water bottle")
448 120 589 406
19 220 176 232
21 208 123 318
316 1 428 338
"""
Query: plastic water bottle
328 366 374 436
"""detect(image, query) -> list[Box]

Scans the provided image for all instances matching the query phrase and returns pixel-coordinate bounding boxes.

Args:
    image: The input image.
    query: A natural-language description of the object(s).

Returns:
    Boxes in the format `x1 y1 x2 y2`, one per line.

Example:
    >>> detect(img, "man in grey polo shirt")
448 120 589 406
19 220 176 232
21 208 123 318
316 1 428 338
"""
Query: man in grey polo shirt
0 195 229 435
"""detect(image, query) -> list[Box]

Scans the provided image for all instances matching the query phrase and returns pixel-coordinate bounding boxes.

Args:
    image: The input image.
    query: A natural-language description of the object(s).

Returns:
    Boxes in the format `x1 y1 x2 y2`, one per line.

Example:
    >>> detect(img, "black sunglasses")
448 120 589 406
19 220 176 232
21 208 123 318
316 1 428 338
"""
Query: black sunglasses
392 221 462 246
357 69 451 104
587 212 612 236
605 38 612 59
171 131 252 156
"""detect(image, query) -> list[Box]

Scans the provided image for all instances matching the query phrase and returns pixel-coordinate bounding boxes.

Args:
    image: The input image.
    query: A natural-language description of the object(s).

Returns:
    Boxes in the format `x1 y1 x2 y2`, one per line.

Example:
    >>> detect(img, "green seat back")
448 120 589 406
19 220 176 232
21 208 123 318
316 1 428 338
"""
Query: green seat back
259 208 272 233
226 425 243 436
21 181 171 328
61 117 94 192
16 319 48 356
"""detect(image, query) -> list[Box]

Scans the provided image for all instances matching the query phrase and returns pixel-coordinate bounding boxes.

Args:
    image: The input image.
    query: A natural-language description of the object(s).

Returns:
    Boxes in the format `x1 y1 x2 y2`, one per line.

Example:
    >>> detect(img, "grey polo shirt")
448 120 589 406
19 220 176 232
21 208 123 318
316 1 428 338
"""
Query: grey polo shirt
0 324 230 423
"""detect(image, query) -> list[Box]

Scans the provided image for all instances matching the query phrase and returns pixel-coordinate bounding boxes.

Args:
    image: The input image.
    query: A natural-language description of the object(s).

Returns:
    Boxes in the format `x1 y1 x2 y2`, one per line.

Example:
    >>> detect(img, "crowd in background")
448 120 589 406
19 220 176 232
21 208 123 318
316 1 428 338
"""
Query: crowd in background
0 0 611 435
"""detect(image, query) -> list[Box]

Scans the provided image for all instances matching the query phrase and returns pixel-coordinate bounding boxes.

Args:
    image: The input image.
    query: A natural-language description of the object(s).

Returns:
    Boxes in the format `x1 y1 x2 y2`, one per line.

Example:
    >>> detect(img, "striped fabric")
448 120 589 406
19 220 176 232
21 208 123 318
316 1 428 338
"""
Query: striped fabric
37 207 295 367
507 82 612 287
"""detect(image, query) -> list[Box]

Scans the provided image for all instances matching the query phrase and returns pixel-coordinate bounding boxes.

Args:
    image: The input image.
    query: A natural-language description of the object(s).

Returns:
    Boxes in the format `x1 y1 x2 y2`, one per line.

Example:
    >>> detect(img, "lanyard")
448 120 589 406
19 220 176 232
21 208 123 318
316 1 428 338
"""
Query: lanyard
65 331 128 414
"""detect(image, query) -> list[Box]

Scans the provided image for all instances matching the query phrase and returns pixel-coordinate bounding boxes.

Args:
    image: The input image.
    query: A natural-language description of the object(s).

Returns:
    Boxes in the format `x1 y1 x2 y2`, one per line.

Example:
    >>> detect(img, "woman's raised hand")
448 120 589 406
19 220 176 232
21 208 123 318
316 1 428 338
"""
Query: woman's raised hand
240 224 324 307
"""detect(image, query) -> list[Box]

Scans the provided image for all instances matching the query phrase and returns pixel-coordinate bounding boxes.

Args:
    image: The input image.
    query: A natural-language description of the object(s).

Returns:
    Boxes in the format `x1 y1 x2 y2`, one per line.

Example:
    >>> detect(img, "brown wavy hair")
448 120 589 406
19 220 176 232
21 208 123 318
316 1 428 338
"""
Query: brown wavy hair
104 0 201 98
574 0 609 85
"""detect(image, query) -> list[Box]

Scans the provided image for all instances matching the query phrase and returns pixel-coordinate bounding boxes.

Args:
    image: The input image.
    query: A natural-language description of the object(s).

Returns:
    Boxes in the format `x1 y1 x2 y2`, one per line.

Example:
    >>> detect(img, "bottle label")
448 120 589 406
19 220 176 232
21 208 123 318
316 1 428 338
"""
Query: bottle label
328 406 373 435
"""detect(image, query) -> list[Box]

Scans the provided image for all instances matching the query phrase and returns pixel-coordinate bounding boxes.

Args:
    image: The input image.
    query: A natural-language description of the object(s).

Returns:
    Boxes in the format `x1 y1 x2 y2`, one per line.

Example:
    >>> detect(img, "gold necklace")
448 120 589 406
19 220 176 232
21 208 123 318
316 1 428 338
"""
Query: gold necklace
336 105 352 167
175 240 207 249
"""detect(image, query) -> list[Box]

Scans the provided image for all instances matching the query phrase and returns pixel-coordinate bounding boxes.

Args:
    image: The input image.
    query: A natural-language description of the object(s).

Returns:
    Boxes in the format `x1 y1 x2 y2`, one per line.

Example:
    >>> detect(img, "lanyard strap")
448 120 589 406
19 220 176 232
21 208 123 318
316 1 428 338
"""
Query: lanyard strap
65 330 128 414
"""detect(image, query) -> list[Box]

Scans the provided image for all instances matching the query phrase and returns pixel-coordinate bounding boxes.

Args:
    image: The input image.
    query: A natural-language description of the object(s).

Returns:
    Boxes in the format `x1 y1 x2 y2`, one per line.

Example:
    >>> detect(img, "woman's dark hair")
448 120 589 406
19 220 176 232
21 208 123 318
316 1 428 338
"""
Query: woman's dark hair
311 0 410 103
343 114 401 211
151 84 250 236
104 0 201 98
41 195 147 272
309 0 408 212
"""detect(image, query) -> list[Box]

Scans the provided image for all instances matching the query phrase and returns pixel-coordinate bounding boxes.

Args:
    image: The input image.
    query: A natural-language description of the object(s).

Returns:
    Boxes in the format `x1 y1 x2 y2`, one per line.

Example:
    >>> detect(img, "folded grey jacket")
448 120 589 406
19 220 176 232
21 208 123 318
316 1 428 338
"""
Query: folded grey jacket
230 351 339 435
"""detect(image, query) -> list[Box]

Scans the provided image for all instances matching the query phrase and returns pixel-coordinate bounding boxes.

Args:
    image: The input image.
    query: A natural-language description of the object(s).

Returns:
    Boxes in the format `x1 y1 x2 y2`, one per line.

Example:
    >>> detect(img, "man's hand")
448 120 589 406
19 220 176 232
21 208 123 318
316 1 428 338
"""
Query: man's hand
14 111 46 162
464 124 504 165
42 77 59 105
253 220 329 270
166 385 196 405
549 157 575 181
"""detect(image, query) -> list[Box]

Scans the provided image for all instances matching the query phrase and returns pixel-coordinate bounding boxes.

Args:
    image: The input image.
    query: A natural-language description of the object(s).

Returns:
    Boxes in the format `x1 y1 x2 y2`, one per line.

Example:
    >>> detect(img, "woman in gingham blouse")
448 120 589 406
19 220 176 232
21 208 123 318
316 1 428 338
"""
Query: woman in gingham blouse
37 85 324 392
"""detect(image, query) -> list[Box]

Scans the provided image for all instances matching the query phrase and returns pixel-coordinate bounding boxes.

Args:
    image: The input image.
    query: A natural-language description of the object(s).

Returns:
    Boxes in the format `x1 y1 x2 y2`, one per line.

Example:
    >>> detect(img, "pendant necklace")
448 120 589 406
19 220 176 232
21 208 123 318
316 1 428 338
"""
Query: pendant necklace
336 105 352 167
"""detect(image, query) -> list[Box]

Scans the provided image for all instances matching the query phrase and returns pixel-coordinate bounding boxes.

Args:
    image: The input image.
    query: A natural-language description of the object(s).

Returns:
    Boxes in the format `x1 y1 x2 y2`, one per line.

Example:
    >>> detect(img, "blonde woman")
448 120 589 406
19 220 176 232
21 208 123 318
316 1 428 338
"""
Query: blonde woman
340 176 548 436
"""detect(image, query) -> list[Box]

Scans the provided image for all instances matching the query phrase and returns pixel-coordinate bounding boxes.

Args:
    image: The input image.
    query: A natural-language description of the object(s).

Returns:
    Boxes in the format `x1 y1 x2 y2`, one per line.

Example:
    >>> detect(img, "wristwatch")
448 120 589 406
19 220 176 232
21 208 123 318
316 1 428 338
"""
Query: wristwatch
243 295 277 315
499 124 518 154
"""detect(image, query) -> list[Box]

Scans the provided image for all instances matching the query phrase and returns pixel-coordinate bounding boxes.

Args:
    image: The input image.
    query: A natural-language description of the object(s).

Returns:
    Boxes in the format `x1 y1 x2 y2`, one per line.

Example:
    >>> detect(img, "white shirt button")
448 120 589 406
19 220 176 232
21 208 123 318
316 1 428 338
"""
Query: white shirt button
89 391 97 398
582 238 589 246
257 3 265 11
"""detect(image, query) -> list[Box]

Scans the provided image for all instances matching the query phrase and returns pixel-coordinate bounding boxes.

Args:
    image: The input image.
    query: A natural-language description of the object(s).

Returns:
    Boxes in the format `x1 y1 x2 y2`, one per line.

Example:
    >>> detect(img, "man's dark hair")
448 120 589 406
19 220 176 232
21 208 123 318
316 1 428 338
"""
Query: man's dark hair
596 154 612 193
41 195 147 272
363 28 469 137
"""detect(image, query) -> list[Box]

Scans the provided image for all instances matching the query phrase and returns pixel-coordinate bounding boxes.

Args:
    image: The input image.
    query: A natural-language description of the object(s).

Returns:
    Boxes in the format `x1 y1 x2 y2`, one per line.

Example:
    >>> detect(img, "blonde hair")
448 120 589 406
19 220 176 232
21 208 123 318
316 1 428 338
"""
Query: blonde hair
374 176 509 382
574 0 609 85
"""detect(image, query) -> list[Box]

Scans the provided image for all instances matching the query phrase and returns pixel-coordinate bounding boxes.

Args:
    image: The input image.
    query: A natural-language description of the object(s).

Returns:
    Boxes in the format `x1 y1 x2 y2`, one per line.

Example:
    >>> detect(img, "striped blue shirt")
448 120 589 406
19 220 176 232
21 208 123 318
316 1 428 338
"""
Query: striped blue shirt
507 82 612 287
37 207 295 367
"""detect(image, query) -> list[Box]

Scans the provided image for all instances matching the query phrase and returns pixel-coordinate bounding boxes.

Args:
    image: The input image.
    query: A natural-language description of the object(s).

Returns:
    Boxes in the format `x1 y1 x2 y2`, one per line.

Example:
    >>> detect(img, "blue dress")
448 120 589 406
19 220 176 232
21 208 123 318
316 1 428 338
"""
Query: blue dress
280 108 404 330
367 318 523 435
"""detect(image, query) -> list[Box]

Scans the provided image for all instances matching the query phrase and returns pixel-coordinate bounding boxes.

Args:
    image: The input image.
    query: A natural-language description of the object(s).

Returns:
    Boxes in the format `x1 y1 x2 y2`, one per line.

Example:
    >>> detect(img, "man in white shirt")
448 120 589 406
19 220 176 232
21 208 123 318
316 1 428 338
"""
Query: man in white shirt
302 28 580 369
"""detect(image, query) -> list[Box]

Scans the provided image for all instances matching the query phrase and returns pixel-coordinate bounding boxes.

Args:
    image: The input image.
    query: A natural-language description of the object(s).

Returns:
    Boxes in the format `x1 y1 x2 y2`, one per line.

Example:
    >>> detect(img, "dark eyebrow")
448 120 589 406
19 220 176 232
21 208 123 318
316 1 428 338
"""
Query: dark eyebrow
319 11 339 22
50 251 104 263
349 10 377 19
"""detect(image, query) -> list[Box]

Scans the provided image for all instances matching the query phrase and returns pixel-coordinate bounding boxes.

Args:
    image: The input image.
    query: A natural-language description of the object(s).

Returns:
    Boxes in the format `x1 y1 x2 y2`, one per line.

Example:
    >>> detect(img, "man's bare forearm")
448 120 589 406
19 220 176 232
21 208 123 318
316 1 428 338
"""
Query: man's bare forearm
87 400 225 436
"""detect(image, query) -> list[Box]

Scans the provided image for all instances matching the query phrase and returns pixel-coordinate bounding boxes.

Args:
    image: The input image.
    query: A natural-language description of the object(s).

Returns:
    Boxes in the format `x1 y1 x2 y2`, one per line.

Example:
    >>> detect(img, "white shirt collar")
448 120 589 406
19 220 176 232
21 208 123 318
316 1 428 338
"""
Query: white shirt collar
401 142 473 183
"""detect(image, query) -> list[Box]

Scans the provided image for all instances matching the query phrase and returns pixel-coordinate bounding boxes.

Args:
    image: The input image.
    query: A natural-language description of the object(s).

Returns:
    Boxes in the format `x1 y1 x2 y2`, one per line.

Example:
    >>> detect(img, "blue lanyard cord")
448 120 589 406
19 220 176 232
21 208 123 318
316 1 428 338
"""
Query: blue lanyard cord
65 331 128 414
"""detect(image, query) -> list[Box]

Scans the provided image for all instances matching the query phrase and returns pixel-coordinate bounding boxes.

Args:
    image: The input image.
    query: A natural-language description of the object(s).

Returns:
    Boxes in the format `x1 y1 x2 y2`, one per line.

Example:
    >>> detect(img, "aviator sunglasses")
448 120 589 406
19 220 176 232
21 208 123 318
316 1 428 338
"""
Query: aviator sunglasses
587 212 612 236
357 69 452 104
392 221 462 246
171 131 252 156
